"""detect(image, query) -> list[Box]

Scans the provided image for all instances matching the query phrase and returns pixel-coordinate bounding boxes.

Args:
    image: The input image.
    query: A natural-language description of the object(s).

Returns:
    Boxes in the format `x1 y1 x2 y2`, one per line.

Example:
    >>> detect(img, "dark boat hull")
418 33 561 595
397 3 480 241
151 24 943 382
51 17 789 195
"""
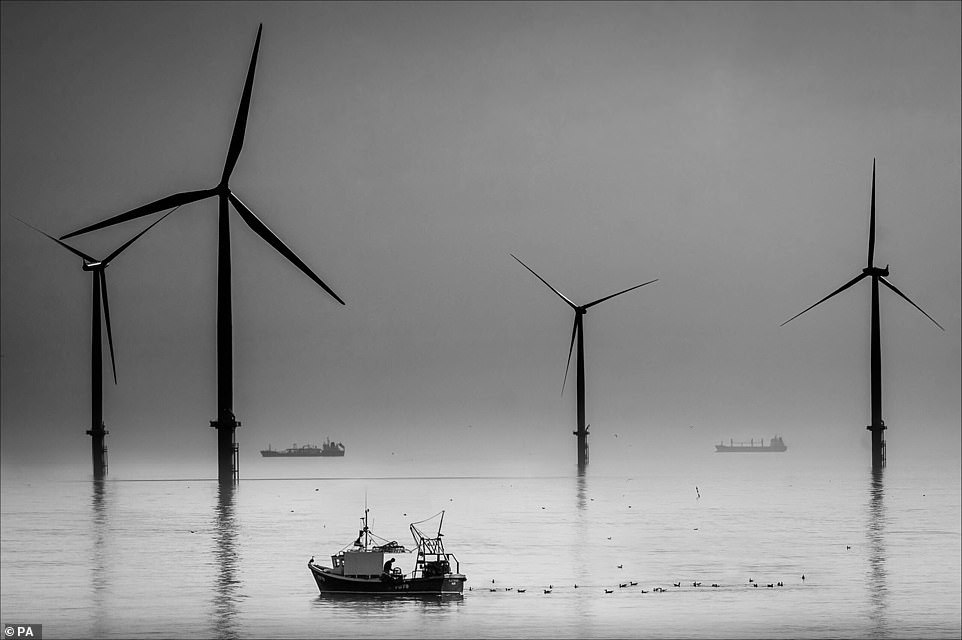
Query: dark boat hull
715 445 787 453
309 564 465 595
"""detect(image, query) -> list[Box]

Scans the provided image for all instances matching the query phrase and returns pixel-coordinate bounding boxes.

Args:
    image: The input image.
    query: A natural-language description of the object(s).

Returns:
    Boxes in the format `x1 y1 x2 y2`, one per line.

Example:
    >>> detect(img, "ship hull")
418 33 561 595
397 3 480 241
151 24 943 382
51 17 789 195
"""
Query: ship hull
715 445 787 453
309 564 465 595
260 450 344 457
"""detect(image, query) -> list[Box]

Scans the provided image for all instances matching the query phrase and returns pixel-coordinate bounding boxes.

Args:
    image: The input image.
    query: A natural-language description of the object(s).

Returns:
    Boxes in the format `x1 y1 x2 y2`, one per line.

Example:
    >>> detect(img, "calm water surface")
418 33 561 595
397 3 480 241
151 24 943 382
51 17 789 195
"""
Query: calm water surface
1 451 959 639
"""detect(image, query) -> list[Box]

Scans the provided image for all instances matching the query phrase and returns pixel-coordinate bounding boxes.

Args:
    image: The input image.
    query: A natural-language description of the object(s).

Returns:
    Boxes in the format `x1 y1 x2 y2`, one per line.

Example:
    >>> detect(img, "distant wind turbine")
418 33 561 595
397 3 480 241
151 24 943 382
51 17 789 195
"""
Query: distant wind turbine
512 254 656 472
16 209 175 479
781 160 944 469
60 24 344 482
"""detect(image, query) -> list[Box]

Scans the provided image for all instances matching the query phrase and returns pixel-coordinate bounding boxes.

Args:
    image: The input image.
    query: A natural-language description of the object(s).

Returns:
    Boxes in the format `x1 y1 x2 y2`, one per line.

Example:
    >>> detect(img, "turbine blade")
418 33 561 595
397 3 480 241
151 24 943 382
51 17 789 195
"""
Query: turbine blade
229 192 345 305
781 272 867 327
100 272 118 384
13 216 96 262
61 189 213 239
222 24 262 184
868 159 876 268
880 277 945 331
562 316 578 395
102 206 178 264
583 279 658 310
510 254 576 309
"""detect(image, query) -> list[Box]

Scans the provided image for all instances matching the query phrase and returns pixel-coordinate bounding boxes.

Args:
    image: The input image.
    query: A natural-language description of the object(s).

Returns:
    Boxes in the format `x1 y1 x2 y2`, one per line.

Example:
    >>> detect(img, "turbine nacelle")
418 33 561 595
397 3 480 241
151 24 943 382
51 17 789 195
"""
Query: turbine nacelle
862 265 889 277
82 261 104 271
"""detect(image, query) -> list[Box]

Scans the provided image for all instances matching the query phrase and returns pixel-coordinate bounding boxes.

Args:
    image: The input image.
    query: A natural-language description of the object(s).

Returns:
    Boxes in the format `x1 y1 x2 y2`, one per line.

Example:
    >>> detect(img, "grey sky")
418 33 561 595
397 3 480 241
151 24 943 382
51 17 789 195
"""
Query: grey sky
2 2 959 473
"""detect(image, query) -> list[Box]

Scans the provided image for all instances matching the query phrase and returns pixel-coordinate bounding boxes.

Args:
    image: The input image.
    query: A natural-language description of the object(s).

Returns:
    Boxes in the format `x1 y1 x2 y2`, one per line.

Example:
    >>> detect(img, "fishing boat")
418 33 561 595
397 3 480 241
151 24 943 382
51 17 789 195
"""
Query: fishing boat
715 435 787 453
260 439 345 457
308 508 466 595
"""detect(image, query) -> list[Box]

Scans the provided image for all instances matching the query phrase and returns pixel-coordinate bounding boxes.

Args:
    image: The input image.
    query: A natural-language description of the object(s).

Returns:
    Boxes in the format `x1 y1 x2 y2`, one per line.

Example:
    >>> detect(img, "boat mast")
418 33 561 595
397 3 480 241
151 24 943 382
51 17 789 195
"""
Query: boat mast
364 508 370 551
361 491 371 551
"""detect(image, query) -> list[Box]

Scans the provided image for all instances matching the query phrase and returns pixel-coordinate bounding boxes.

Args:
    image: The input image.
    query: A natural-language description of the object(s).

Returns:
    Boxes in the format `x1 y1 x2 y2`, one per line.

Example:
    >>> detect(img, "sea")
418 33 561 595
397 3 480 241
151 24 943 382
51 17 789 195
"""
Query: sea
1 448 960 639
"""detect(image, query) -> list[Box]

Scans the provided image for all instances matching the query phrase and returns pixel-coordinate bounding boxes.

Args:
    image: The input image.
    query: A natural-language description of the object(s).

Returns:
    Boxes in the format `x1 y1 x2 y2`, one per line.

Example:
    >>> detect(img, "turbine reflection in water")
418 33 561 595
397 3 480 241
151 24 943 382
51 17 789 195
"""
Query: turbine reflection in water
867 469 888 637
572 475 589 638
90 480 109 639
212 483 241 640
576 474 587 513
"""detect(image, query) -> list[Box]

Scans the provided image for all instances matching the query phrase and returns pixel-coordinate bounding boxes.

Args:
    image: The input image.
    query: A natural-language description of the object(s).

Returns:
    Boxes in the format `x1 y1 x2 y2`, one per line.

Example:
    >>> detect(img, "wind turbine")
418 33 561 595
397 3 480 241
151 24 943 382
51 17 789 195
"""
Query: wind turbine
17 209 175 479
781 160 944 469
512 254 657 472
60 24 344 482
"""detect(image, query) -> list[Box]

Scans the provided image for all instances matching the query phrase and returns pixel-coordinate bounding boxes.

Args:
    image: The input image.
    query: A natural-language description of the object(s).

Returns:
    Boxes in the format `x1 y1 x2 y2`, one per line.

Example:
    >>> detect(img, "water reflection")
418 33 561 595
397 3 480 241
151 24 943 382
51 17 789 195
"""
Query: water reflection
570 474 590 637
212 482 241 639
311 592 463 623
575 473 587 513
90 480 109 638
866 469 888 637
314 593 462 608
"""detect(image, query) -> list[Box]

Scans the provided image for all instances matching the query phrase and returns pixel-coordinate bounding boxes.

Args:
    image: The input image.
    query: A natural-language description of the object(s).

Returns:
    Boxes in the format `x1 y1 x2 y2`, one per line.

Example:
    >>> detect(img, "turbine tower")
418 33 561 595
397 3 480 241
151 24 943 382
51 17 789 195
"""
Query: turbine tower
512 254 656 472
781 160 943 469
61 25 344 482
17 210 174 479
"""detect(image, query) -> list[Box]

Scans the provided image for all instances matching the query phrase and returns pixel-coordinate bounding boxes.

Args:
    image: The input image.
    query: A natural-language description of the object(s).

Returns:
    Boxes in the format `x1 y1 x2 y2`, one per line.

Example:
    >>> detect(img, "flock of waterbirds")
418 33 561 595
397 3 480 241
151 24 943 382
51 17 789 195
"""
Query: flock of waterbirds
473 575 804 596
16 23 944 482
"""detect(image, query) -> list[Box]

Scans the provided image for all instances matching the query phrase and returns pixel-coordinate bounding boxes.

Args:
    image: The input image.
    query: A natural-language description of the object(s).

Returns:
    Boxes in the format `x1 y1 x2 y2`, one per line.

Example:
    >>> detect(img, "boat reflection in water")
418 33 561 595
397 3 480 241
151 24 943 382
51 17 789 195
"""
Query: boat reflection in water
309 509 465 596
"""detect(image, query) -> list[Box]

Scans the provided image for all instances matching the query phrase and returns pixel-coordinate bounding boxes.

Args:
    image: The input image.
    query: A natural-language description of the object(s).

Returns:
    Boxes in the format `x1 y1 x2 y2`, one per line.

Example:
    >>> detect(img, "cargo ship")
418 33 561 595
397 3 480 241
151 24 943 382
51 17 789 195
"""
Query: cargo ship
715 435 787 453
261 439 345 457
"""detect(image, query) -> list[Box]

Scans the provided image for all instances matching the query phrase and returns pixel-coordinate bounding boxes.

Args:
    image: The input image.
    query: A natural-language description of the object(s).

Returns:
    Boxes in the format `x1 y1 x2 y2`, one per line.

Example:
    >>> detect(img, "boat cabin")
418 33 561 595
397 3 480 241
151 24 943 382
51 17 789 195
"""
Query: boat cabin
331 550 387 578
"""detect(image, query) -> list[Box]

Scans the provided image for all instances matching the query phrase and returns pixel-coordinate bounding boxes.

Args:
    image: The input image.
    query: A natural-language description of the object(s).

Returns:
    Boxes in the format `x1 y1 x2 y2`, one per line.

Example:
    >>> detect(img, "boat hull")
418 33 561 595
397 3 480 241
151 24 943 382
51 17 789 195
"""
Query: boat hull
715 445 787 453
309 563 465 595
260 450 344 457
